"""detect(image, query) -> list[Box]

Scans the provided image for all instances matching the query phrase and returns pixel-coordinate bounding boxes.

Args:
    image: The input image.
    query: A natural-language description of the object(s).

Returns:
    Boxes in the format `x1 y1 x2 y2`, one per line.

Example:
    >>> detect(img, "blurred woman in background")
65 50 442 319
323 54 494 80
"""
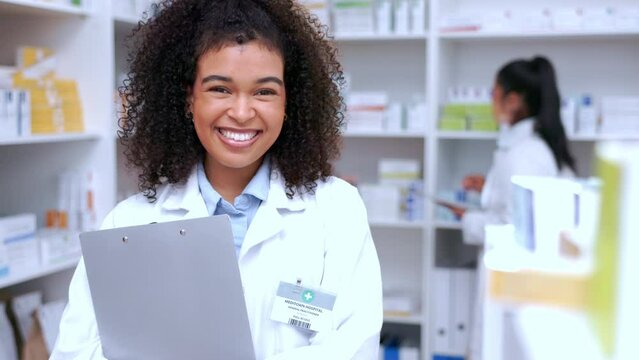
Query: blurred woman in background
441 55 576 359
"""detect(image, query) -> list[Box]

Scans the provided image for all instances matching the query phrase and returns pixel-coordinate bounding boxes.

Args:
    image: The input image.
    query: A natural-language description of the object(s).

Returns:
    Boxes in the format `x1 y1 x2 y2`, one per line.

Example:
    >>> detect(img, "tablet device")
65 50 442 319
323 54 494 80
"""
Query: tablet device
80 215 255 360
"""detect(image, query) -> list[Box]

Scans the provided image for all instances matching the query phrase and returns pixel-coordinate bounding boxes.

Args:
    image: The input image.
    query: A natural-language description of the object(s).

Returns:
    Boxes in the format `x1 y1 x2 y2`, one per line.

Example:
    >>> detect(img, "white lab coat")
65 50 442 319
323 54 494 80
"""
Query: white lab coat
463 118 573 360
462 119 569 245
51 167 383 360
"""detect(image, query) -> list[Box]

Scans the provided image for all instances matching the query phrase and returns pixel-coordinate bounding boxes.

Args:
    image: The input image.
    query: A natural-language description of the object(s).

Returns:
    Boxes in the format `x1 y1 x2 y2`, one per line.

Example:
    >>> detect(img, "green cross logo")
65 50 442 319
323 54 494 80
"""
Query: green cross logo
301 290 315 303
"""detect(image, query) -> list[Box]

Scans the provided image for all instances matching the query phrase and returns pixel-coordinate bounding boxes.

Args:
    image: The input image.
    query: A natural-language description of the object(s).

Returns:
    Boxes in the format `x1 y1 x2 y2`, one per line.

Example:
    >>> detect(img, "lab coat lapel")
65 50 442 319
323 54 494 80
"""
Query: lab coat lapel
239 171 306 260
160 167 208 219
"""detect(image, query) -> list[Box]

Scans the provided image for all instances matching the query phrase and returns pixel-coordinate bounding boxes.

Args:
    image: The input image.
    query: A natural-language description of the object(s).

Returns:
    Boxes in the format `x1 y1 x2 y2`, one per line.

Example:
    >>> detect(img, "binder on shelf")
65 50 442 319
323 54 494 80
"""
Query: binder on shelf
451 269 474 354
433 269 451 353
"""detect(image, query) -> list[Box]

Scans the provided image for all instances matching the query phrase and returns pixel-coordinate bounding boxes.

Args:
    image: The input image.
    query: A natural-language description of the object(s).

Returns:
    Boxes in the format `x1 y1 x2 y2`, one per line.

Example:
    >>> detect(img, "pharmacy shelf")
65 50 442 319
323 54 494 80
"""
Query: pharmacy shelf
344 129 426 139
0 0 87 16
369 219 425 230
434 220 462 230
435 131 639 142
439 28 639 41
113 13 139 25
384 314 423 325
0 256 80 290
333 32 428 42
436 131 498 140
569 133 639 142
0 133 101 146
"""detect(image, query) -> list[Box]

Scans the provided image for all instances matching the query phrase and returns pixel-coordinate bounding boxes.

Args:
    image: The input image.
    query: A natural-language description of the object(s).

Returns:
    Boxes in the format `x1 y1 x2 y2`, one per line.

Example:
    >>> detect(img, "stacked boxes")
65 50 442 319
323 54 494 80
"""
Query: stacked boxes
0 214 38 278
439 86 497 132
600 96 639 135
8 46 84 136
439 103 496 132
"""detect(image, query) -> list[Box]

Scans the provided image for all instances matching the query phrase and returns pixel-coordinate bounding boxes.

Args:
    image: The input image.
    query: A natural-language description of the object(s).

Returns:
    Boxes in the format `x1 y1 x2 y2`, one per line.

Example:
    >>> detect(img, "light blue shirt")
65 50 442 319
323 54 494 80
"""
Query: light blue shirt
196 159 270 257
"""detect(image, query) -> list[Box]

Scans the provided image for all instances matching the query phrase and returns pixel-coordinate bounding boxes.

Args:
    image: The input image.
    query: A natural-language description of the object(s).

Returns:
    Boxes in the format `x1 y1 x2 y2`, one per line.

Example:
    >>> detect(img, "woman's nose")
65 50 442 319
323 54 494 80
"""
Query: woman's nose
228 95 256 123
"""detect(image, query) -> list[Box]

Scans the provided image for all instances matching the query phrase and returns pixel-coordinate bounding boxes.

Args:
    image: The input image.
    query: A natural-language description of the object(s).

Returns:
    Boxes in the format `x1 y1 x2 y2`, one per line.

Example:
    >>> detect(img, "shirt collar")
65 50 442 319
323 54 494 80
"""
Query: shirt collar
162 159 306 213
196 157 271 214
197 162 222 215
244 157 271 202
497 117 536 149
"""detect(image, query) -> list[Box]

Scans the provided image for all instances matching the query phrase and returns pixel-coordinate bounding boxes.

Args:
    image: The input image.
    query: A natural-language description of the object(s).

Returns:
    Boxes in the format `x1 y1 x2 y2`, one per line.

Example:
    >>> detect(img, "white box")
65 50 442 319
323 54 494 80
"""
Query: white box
406 101 426 131
346 91 387 132
410 0 425 34
333 0 375 35
384 102 403 131
300 0 330 28
439 13 481 33
393 0 410 34
358 183 401 221
383 294 415 315
0 214 39 276
18 90 31 137
0 238 8 279
375 0 393 35
378 158 420 185
38 230 81 267
581 7 615 30
510 8 553 32
551 8 584 31
0 89 19 139
480 10 512 32
614 7 639 29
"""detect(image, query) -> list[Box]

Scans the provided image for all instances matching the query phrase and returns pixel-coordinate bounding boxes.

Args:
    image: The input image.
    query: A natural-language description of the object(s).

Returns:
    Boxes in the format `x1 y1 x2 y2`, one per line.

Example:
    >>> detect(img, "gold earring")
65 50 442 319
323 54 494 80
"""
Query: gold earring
283 114 288 122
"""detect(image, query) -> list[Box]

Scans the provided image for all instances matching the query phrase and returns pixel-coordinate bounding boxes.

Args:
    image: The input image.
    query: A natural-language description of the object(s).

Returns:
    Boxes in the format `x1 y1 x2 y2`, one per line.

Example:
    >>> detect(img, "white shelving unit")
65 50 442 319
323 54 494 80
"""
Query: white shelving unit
0 257 80 289
369 219 426 230
0 0 116 304
344 129 426 139
2 1 638 359
436 131 498 140
384 314 423 326
335 1 639 359
440 28 639 41
0 0 89 16
0 133 101 146
333 32 428 42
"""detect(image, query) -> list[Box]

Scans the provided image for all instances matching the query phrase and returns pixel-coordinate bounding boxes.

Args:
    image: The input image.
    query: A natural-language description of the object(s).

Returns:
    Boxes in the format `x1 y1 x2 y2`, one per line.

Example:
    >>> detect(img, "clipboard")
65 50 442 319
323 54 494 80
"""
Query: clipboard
426 194 478 211
80 215 256 360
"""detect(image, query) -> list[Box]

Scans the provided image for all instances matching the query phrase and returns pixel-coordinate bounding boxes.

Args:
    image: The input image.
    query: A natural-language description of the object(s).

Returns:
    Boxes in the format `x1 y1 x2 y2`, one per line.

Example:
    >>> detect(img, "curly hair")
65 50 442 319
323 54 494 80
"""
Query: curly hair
119 0 345 201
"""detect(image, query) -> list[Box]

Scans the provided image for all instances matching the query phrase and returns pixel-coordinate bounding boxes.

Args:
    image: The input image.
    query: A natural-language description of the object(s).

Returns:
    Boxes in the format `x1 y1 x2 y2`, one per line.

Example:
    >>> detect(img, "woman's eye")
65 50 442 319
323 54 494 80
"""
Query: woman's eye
256 89 276 96
210 86 230 94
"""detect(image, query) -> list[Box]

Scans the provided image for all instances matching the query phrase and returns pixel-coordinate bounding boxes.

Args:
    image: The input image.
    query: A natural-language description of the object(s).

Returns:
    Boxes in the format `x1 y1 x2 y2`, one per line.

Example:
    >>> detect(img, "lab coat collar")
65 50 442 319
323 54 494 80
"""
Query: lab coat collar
239 168 308 260
497 117 536 150
160 166 207 217
161 164 308 213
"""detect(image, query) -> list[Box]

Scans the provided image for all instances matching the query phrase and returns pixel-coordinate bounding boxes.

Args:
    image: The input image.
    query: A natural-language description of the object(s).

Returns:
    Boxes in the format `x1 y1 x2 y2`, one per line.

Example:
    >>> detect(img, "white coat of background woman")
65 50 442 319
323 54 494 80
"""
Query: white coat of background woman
440 56 577 360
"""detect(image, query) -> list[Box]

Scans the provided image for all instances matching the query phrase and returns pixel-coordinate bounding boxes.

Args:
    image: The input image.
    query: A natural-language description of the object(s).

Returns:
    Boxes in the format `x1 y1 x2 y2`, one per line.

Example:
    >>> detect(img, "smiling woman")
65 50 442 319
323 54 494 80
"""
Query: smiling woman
189 43 287 202
118 0 346 202
52 1 382 360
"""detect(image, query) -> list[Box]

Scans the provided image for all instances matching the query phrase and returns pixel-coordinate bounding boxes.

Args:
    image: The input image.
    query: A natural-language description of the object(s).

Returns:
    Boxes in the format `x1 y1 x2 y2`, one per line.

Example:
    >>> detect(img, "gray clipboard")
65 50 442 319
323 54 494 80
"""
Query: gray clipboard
80 215 256 360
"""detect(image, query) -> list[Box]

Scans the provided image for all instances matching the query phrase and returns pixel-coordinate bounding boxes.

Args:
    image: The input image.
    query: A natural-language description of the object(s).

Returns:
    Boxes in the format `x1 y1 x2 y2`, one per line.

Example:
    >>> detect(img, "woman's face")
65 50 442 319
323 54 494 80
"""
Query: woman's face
189 42 286 175
491 82 525 125
491 83 509 125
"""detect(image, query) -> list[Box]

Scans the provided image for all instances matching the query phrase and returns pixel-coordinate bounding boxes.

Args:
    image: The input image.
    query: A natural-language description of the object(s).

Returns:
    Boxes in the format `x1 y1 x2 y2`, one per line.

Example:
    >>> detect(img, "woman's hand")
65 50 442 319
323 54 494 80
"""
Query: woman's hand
436 200 467 219
462 174 486 193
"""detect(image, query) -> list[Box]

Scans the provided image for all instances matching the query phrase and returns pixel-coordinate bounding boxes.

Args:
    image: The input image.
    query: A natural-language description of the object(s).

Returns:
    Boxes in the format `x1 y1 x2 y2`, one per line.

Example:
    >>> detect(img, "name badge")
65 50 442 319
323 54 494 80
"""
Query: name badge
270 281 336 332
